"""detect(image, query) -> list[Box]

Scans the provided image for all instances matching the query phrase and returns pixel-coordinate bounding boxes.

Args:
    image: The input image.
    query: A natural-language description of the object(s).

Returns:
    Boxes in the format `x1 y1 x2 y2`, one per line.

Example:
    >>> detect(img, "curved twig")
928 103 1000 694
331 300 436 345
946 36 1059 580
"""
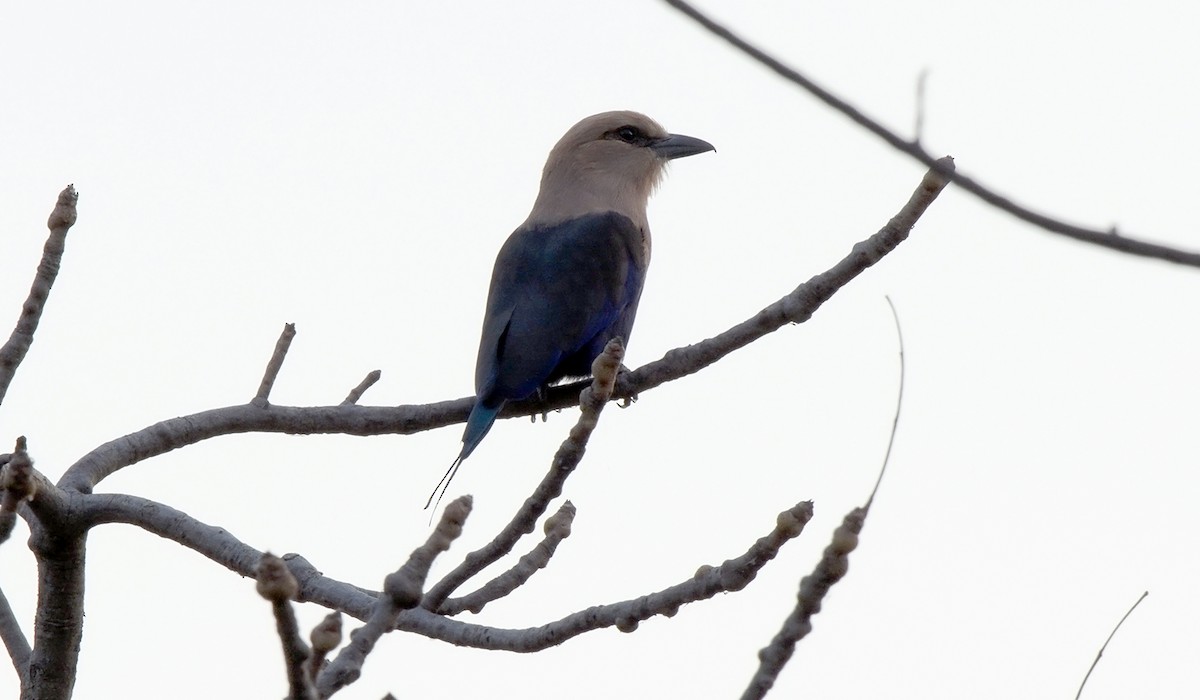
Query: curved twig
1075 591 1150 700
0 186 79 405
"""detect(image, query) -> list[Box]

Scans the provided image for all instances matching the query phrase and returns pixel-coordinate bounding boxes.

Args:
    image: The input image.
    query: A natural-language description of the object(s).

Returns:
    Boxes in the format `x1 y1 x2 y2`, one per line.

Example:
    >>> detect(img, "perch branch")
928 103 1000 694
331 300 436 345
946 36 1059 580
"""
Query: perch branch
662 0 1200 267
0 185 79 406
60 162 944 496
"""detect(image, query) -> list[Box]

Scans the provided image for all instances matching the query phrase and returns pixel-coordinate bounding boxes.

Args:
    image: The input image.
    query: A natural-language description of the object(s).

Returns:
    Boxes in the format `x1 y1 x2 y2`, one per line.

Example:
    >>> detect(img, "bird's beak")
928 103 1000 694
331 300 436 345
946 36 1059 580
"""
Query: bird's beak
650 133 715 160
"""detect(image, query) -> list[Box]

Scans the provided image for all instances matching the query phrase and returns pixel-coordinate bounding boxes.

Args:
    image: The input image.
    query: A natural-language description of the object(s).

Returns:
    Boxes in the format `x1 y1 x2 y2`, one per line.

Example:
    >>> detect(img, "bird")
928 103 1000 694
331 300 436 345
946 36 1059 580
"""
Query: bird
427 111 714 509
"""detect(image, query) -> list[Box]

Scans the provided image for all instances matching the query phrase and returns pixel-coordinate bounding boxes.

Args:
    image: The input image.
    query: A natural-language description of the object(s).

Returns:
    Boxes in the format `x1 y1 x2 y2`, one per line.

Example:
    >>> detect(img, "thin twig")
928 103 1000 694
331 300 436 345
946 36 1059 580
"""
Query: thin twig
316 497 470 697
1075 591 1150 700
422 340 624 611
254 323 296 406
438 501 576 616
0 584 30 689
742 507 865 700
305 612 342 688
662 0 1200 268
868 297 905 508
0 440 35 545
257 552 316 700
341 370 381 406
914 69 929 144
0 185 79 405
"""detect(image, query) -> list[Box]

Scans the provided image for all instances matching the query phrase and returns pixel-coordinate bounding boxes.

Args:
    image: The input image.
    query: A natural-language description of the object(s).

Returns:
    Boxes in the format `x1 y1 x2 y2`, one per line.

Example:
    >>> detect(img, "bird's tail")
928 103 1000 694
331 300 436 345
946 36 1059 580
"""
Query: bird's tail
424 401 502 511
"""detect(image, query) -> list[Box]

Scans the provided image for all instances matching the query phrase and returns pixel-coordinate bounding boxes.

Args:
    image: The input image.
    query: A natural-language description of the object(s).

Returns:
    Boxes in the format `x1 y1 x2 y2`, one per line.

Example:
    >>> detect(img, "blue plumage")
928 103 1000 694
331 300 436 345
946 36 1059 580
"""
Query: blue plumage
463 211 647 458
426 111 712 509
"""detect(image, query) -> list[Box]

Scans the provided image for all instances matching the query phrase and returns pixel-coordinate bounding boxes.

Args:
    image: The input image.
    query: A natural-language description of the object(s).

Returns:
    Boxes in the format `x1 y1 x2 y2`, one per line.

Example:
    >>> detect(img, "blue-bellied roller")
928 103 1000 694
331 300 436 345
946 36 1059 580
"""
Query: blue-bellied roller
427 111 714 508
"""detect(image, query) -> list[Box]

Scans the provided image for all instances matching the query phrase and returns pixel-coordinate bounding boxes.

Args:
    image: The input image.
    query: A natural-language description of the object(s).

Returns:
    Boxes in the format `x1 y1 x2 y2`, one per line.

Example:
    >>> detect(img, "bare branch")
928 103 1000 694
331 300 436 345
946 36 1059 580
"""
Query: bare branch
662 0 1200 268
742 507 865 700
0 185 79 405
400 500 815 649
316 497 470 697
59 163 944 496
341 370 381 406
423 340 623 611
0 584 30 690
1075 591 1150 700
254 323 296 406
438 501 576 616
257 553 316 700
79 486 816 654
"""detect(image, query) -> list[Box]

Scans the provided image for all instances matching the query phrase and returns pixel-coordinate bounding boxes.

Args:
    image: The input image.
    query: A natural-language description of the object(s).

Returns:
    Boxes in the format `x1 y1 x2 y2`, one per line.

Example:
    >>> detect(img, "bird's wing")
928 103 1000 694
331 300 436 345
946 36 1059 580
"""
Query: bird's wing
474 211 646 405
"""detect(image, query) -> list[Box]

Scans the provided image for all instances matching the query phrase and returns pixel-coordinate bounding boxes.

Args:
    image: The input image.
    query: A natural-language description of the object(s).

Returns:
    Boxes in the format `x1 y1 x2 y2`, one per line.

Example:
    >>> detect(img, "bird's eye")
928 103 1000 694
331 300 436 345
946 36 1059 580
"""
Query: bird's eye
616 126 640 143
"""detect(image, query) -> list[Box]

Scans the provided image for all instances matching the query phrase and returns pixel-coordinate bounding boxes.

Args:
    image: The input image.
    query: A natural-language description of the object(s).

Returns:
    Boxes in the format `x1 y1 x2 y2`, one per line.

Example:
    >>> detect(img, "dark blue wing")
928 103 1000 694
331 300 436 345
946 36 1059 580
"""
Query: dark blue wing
474 210 648 407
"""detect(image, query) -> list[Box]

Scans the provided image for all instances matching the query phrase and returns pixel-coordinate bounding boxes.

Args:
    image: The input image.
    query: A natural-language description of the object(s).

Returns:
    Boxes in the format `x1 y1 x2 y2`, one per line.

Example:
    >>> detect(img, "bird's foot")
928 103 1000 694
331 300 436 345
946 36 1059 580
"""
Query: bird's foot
617 364 638 407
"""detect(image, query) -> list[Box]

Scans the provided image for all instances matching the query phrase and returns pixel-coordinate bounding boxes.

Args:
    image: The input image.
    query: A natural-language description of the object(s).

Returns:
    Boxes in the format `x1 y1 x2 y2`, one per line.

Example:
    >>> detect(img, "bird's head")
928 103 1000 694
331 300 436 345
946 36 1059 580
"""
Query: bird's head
526 111 713 229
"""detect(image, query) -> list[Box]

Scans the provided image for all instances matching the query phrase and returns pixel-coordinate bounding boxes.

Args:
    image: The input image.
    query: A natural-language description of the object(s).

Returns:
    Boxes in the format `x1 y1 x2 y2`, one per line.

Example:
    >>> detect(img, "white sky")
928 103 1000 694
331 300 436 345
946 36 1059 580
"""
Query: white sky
2 2 1198 698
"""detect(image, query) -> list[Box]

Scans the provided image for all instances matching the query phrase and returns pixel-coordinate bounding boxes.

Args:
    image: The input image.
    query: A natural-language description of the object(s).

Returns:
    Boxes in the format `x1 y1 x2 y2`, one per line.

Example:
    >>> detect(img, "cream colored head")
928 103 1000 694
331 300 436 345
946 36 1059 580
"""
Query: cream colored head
523 111 713 232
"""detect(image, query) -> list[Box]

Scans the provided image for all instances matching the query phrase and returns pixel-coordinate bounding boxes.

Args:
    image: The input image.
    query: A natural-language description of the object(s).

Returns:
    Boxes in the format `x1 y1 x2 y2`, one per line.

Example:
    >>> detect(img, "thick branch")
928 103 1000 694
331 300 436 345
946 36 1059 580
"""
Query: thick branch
0 186 79 405
60 162 944 496
662 0 1200 267
24 528 86 700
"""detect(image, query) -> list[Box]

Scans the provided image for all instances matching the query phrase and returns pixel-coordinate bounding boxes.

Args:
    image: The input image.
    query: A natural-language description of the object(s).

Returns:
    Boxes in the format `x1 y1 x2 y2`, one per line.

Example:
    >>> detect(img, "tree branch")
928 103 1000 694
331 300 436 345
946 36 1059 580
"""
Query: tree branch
0 185 79 406
437 501 575 616
60 161 945 496
741 506 865 700
78 483 816 654
662 0 1200 268
24 526 86 700
257 553 316 700
0 584 30 691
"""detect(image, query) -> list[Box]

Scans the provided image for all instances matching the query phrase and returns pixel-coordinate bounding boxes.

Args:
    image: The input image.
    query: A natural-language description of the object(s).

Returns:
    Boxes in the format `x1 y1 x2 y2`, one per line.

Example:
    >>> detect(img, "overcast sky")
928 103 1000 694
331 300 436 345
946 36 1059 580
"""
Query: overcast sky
2 2 1198 698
